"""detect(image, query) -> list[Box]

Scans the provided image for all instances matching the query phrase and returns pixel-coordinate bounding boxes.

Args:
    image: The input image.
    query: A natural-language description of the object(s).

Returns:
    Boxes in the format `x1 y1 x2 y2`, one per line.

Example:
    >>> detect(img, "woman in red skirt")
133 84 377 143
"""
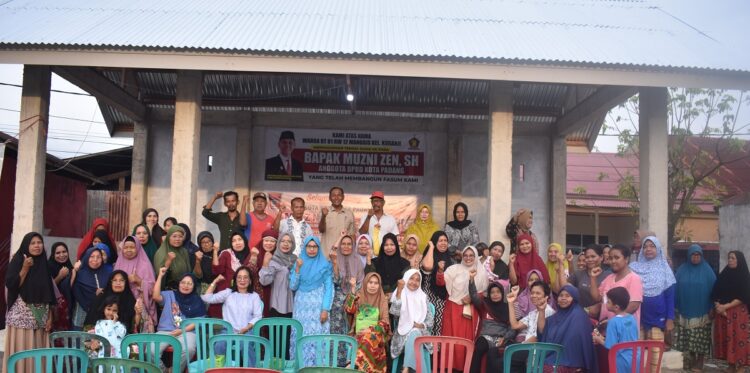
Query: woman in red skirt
437 245 489 371
711 251 750 372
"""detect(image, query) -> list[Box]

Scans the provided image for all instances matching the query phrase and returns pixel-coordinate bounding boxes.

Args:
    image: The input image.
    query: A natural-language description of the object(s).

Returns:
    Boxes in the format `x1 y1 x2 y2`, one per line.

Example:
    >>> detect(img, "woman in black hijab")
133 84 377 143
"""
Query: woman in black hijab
84 269 140 334
370 233 410 296
48 242 73 331
444 202 480 250
419 230 454 338
711 251 750 371
3 232 57 373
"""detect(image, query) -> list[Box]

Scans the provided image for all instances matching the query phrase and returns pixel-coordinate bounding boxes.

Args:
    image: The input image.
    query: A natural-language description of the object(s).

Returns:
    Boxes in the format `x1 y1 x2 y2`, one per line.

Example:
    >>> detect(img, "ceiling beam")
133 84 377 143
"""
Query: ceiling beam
556 85 637 136
53 66 147 125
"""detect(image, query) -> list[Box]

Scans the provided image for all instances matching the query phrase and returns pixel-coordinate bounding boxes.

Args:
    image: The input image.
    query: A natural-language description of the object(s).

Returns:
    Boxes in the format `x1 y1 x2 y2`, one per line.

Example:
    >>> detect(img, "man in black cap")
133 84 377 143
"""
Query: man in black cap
265 130 304 181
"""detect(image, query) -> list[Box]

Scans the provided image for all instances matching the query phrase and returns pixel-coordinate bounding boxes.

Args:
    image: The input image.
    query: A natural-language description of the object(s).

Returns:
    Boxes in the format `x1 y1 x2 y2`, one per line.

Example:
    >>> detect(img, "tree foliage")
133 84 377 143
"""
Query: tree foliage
600 88 750 246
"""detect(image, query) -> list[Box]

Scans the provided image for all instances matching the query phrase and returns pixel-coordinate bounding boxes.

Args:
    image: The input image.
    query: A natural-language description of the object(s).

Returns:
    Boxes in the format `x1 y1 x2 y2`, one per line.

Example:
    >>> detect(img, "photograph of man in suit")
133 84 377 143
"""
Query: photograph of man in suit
265 130 304 181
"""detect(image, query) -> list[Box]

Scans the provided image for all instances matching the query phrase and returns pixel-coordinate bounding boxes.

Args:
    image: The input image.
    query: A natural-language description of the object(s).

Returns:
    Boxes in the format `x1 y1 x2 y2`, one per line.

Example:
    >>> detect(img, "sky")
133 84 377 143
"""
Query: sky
0 0 747 159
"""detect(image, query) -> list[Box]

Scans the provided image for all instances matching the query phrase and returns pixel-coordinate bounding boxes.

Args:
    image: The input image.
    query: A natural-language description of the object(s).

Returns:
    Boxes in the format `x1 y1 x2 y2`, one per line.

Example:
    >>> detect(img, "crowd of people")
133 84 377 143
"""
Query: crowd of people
4 186 750 373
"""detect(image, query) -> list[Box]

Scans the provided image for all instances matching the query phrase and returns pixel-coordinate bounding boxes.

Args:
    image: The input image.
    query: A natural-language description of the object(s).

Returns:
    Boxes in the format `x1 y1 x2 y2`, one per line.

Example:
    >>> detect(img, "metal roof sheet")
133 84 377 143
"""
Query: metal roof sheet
1 0 748 72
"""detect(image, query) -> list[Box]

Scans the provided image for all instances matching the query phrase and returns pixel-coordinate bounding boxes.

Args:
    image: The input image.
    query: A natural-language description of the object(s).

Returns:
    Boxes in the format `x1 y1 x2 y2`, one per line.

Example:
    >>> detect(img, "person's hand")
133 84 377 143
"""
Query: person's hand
397 279 405 291
279 202 288 213
427 240 435 251
214 274 225 284
462 295 471 305
349 277 357 290
96 288 104 296
495 338 505 347
665 319 674 332
469 269 477 279
321 207 329 216
158 267 168 277
112 311 119 323
329 248 338 262
367 208 374 217
509 254 517 264
414 322 425 329
320 310 329 324
296 258 304 272
437 261 445 272
129 272 142 286
135 299 144 314
170 329 182 337
243 195 250 203
213 242 220 252
250 247 260 257
566 250 574 262
195 251 204 261
73 260 82 272
45 315 53 333
22 254 34 270
592 330 604 345
59 267 70 278
557 251 566 263
167 252 176 261
506 287 518 303
215 191 224 199
536 296 549 311
590 267 603 278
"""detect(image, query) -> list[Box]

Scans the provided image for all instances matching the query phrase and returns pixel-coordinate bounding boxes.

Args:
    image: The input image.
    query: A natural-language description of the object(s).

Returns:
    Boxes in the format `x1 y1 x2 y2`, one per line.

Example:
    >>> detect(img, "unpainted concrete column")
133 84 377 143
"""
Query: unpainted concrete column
11 65 51 253
235 112 252 197
487 81 514 250
170 70 203 229
639 87 669 246
446 119 463 220
129 121 149 228
550 136 567 246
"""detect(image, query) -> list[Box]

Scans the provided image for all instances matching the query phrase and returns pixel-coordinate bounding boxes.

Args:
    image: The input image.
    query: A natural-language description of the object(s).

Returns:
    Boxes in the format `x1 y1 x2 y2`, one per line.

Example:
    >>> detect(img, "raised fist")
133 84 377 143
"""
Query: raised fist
321 207 329 216
367 208 374 216
296 258 304 269
250 247 260 257
195 251 204 261
469 269 477 278
349 277 357 289
509 254 517 264
167 252 176 261
437 261 446 272
590 267 602 277
22 254 33 269
397 279 405 290
215 191 224 198
214 274 225 284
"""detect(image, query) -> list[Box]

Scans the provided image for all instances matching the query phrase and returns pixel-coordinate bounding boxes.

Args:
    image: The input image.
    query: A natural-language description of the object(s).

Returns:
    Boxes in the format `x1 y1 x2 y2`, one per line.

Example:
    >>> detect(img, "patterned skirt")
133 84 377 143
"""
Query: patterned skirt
713 304 750 366
675 314 712 356
354 327 388 373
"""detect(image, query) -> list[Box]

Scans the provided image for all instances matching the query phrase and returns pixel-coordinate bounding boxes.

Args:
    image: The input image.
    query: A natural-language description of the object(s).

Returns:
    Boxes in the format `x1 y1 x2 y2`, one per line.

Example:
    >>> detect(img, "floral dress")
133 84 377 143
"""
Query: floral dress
345 294 391 373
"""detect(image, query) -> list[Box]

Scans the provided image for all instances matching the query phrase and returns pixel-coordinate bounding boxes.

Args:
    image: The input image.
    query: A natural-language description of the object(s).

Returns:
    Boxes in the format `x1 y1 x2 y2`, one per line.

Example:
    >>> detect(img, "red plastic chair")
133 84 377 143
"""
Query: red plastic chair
414 336 474 373
608 340 665 373
205 368 279 373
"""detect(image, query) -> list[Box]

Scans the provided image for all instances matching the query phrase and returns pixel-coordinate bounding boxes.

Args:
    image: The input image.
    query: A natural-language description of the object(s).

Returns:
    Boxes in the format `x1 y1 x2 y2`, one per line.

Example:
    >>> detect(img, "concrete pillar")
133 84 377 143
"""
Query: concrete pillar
170 70 203 229
446 120 463 220
594 210 600 244
235 112 252 197
550 136 567 247
639 87 669 247
129 121 149 228
11 66 51 254
487 81 514 251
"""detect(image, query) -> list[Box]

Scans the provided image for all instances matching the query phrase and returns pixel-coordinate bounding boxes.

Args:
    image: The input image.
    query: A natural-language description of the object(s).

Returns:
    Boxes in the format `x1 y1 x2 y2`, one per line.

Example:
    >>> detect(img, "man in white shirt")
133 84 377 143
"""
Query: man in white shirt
358 191 399 256
274 197 313 256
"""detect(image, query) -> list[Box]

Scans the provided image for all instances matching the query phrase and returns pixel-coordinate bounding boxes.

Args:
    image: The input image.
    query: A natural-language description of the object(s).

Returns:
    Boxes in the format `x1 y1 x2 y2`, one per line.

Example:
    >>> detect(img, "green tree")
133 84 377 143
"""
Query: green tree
600 88 750 246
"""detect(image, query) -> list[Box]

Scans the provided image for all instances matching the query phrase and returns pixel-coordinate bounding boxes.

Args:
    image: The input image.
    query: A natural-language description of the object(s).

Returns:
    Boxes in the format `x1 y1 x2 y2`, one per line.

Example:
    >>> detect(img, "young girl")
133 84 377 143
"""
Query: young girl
593 287 640 373
92 295 128 358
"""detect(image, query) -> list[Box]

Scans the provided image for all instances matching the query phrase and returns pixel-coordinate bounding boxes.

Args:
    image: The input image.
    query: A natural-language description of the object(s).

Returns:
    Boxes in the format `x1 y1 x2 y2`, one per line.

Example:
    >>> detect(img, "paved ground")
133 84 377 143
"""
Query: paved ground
662 358 732 372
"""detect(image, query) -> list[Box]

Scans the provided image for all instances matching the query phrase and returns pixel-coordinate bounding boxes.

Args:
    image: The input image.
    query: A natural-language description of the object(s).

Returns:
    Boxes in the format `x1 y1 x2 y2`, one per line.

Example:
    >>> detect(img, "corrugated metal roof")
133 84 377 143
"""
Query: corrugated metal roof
1 0 748 72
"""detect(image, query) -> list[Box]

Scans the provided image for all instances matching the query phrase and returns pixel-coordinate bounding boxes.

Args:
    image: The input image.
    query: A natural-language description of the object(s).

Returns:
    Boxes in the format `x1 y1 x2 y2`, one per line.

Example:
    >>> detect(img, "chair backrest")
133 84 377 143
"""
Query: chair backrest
414 335 475 373
7 347 89 373
296 334 357 369
205 368 280 373
209 334 272 368
502 342 564 373
391 302 436 373
182 317 233 367
253 317 303 370
298 367 359 372
608 340 664 373
91 357 162 373
49 330 112 357
122 332 182 369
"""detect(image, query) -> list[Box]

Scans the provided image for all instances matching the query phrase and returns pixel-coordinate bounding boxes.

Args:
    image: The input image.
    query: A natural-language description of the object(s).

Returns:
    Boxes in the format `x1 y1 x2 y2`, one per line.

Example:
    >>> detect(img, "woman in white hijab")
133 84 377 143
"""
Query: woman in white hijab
390 269 434 373
438 245 489 371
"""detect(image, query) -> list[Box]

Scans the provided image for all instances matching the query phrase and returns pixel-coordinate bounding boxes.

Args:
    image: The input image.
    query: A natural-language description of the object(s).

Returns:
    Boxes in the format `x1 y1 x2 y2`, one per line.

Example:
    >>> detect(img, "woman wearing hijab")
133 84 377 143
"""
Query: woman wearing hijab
404 204 440 254
141 208 165 247
77 217 118 261
559 244 612 317
675 244 716 372
470 278 515 373
629 236 675 367
48 241 73 332
390 269 434 373
344 272 391 373
539 284 598 373
71 246 112 330
330 234 365 338
177 223 200 255
212 230 263 318
513 269 552 322
115 236 157 332
369 233 410 298
487 241 510 280
260 232 297 319
401 234 423 269
132 223 159 263
546 242 569 293
250 228 278 318
153 269 206 372
420 230 452 336
290 236 334 368
95 242 114 273
711 251 750 372
3 232 57 373
438 245 489 370
356 234 373 266
505 208 540 254
194 231 217 287
84 269 140 333
153 225 192 290
444 202 480 250
509 234 550 289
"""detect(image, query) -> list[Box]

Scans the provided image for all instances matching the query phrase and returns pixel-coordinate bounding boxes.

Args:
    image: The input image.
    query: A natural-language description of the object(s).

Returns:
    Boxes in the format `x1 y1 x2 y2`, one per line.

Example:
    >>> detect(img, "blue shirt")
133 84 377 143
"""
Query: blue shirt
156 291 207 332
640 284 675 329
605 313 640 373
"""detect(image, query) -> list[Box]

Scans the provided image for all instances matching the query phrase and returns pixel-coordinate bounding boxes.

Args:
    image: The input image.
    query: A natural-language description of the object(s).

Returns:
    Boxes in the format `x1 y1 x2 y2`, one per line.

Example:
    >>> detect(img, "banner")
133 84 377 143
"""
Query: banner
264 128 425 184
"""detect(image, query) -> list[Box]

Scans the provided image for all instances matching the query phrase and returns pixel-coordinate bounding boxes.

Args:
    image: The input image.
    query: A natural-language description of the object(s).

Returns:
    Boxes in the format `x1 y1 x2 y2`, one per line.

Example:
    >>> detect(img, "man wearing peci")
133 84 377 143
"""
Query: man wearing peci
265 130 304 181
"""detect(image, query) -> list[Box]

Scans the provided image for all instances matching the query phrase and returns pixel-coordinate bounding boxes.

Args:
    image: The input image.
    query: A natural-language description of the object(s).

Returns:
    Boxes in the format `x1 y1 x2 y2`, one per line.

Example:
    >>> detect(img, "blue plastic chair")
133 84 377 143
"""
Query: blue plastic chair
49 330 112 357
209 334 272 368
7 347 89 373
391 302 436 373
182 317 233 373
253 317 304 372
91 357 162 373
503 342 564 373
122 332 182 370
296 334 357 369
